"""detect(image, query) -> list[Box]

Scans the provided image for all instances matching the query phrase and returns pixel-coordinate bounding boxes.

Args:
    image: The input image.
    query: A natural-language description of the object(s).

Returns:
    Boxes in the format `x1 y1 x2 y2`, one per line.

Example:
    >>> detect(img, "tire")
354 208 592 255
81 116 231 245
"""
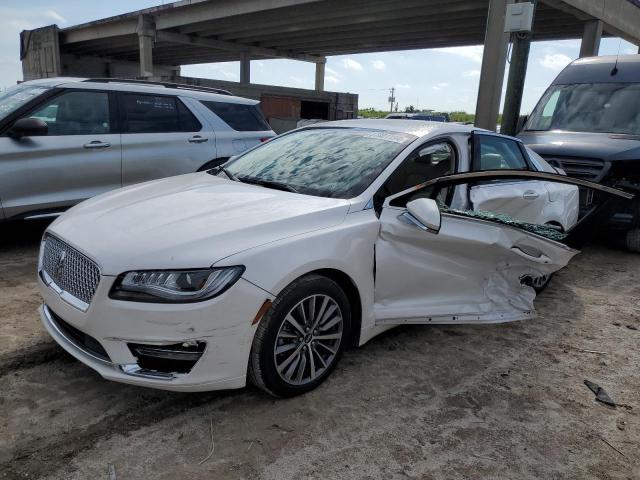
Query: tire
197 158 228 172
248 274 351 397
626 228 640 253
531 273 553 293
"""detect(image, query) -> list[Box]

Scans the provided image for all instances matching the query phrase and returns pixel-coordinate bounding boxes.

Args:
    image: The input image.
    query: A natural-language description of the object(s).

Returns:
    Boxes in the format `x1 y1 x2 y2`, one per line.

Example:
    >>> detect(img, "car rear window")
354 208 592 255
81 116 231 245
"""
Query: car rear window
122 94 201 133
201 101 270 131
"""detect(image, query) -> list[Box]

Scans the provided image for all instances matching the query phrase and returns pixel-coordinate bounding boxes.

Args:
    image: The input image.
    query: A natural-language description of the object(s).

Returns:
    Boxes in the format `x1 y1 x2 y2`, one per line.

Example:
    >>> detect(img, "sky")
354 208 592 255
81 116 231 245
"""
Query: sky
2 0 638 113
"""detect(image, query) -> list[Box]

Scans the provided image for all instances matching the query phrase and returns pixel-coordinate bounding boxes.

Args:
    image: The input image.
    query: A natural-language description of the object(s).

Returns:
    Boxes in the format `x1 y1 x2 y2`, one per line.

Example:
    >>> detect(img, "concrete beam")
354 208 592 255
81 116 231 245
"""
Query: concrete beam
579 20 602 57
240 51 250 84
137 15 155 78
155 30 322 63
475 0 512 131
315 58 325 91
541 0 640 45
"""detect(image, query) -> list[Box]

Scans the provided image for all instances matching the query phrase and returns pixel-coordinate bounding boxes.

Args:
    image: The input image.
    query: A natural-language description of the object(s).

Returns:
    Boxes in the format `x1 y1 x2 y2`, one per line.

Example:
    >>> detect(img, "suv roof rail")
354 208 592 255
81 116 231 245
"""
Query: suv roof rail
82 78 233 96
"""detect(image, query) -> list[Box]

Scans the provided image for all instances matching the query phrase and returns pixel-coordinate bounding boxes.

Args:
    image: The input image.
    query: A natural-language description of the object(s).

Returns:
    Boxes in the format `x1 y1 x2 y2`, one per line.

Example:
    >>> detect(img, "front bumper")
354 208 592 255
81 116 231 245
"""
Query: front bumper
38 273 271 392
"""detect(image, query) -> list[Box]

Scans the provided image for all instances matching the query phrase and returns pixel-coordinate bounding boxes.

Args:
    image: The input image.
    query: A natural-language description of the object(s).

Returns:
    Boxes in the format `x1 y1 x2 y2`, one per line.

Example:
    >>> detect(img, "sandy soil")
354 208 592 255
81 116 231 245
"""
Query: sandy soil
0 221 638 479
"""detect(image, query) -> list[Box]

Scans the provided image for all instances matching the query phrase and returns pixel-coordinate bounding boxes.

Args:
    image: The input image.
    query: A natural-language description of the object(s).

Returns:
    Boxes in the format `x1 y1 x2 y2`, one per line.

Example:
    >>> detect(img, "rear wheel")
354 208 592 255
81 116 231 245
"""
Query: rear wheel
626 228 640 253
248 274 350 397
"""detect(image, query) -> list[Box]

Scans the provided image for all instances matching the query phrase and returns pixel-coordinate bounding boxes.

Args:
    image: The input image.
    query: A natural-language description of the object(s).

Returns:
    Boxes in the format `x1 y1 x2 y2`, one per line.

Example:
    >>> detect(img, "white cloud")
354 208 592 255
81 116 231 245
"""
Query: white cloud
46 9 66 23
341 58 363 71
370 60 386 71
395 83 411 89
463 69 480 77
434 46 483 63
325 75 340 84
432 82 449 91
539 53 572 71
325 66 340 77
289 75 304 84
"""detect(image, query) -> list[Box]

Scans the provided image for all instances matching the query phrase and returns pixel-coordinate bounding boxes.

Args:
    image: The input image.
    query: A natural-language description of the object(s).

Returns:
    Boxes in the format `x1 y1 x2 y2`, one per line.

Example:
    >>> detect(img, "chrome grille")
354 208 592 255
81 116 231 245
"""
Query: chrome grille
543 156 607 182
42 235 100 305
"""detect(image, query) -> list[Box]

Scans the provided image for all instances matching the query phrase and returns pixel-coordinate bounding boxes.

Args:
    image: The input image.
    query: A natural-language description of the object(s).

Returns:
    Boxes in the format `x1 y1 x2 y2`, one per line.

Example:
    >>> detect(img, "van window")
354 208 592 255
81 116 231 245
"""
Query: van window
122 94 201 133
27 91 110 136
526 83 640 135
201 101 270 131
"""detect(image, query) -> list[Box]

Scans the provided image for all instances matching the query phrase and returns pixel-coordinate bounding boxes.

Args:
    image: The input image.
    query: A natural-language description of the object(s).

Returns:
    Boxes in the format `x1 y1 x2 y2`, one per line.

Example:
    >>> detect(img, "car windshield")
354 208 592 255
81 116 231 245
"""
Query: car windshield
0 84 50 121
224 128 416 198
526 83 640 135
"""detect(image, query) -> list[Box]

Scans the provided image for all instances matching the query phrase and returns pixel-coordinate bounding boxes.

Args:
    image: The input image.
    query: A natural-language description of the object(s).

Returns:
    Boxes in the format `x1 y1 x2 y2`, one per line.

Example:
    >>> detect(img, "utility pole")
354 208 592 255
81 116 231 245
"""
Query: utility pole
388 87 395 113
501 1 537 136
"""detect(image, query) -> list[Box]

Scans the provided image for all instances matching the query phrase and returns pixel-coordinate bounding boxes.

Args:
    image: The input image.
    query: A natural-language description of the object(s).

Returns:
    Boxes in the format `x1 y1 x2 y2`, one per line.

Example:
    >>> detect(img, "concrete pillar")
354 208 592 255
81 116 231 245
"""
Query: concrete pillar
579 20 603 58
475 0 512 130
137 15 155 78
315 58 326 91
240 52 250 84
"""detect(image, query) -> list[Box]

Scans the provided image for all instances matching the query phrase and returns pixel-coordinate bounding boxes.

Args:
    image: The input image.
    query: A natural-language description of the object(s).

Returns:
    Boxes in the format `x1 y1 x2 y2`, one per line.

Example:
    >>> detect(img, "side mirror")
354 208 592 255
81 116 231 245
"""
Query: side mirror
406 198 441 232
9 118 48 139
516 115 528 134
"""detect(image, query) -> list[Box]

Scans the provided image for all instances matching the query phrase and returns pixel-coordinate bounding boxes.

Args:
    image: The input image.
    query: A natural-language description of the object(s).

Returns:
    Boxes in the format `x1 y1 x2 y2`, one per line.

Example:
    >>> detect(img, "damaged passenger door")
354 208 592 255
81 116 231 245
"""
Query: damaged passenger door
374 170 634 325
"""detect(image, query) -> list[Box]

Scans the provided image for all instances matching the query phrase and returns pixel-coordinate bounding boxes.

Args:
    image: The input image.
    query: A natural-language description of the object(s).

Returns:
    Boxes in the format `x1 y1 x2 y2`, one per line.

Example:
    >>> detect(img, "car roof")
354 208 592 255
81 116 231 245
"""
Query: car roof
20 77 258 105
552 54 640 85
306 119 477 138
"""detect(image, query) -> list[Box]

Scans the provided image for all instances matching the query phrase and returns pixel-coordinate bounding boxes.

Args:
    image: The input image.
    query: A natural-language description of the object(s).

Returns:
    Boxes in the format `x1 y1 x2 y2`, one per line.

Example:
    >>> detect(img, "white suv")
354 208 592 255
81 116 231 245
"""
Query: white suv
0 77 275 220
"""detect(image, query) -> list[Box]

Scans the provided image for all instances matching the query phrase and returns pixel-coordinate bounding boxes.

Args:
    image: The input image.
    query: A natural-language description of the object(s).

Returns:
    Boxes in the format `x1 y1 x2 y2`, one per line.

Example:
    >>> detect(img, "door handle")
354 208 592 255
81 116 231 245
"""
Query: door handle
83 141 111 149
188 135 208 144
511 246 551 264
523 190 539 200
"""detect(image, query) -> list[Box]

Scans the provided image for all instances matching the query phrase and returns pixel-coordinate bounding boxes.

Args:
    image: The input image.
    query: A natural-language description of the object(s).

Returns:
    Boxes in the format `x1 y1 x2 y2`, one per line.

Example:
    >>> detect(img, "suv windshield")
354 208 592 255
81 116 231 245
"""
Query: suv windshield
0 84 50 121
526 83 640 135
224 128 416 198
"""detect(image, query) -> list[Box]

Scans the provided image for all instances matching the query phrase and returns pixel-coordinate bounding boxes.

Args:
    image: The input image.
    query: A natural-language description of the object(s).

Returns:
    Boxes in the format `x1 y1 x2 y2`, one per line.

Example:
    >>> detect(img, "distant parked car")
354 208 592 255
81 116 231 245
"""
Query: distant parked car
0 77 275 221
37 120 631 397
385 112 450 122
518 55 640 251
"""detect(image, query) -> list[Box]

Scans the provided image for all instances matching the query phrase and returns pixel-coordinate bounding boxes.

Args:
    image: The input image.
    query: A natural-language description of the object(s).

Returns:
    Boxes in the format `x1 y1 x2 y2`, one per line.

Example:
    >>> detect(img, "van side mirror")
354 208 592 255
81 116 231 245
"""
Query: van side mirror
406 198 441 232
516 115 528 134
9 118 48 139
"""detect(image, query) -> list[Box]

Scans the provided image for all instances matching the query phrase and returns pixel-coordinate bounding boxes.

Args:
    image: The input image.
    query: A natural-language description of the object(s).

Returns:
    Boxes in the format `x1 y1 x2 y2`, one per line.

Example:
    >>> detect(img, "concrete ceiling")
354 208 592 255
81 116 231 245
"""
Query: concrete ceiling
56 0 640 66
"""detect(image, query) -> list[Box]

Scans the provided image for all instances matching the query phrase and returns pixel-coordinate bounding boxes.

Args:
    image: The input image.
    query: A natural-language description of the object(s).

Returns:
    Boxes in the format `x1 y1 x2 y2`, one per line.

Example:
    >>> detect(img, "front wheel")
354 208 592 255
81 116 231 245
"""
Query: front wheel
248 274 350 397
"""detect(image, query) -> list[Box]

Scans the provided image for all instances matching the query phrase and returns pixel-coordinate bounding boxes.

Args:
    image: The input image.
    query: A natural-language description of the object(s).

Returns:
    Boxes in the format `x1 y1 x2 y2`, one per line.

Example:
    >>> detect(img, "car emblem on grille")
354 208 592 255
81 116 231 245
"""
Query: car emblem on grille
55 250 67 278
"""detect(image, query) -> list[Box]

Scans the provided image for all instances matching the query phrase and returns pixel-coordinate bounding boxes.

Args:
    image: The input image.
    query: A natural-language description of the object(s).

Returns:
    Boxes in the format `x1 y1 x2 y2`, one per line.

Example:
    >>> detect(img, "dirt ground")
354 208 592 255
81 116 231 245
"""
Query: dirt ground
0 220 638 480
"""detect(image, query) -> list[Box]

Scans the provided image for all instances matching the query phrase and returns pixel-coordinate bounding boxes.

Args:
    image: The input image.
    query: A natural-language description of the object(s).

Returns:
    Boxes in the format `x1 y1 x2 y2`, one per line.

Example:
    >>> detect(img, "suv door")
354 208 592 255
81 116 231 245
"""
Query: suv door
373 170 633 325
119 93 215 186
0 89 121 219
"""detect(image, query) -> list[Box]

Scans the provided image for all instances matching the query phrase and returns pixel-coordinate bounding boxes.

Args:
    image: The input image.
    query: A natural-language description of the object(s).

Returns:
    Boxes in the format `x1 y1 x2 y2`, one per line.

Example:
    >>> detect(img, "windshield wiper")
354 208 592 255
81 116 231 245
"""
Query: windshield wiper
237 176 299 193
209 165 240 182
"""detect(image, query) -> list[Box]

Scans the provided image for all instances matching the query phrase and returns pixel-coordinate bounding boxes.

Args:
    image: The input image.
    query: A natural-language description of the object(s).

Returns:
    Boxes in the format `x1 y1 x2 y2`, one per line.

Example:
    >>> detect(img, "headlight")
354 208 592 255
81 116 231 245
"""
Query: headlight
109 266 245 303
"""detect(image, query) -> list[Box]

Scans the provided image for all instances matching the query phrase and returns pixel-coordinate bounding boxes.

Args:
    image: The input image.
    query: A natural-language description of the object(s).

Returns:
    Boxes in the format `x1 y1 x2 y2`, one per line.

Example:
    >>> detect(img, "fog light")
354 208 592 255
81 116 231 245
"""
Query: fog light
128 342 206 374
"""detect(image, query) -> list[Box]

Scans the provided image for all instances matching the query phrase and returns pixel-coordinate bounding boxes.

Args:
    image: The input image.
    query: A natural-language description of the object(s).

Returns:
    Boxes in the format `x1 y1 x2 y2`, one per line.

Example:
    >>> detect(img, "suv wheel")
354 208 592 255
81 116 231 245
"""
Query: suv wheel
248 274 350 397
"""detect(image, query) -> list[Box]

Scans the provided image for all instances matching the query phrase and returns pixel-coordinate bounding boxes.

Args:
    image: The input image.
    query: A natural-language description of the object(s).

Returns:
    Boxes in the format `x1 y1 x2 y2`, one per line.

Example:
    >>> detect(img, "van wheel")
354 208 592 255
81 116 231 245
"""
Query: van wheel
248 274 350 397
626 228 640 253
197 158 228 172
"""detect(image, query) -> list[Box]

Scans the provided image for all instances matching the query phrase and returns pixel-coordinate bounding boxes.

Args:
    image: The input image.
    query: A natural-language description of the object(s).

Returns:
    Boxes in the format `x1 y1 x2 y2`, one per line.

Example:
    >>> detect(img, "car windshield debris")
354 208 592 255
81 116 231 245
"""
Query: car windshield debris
440 205 568 242
225 128 417 198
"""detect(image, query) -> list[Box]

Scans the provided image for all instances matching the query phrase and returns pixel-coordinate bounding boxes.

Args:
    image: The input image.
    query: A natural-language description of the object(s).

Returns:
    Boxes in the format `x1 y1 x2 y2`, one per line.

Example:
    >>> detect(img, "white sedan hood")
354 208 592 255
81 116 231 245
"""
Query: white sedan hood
48 173 350 275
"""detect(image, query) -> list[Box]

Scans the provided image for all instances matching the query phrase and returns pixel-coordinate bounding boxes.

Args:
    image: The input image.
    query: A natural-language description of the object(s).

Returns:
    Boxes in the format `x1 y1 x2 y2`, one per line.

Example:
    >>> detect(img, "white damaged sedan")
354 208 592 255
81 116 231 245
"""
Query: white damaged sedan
37 120 632 396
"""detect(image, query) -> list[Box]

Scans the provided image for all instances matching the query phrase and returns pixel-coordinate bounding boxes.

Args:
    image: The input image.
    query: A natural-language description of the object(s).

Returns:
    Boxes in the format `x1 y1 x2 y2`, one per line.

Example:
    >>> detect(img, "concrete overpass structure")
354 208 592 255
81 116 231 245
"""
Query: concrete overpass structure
20 0 640 130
